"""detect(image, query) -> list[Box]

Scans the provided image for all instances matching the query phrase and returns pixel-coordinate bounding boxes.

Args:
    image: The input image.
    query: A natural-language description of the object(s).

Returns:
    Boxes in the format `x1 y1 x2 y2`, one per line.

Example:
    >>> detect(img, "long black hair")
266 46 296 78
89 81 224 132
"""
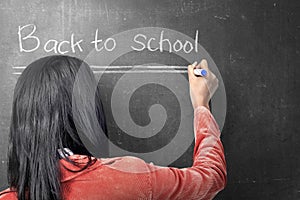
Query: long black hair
7 55 107 200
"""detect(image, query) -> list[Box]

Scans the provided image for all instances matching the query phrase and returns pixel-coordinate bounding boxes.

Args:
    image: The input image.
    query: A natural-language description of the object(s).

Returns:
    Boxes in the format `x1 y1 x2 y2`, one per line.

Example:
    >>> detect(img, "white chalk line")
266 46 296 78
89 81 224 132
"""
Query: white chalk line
13 70 188 75
13 65 187 69
93 70 187 74
90 65 186 69
12 65 188 75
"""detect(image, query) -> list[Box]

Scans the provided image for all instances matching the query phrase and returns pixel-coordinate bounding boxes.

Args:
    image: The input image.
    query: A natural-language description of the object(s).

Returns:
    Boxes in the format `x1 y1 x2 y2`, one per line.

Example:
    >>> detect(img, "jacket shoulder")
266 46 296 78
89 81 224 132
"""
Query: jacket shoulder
0 189 17 200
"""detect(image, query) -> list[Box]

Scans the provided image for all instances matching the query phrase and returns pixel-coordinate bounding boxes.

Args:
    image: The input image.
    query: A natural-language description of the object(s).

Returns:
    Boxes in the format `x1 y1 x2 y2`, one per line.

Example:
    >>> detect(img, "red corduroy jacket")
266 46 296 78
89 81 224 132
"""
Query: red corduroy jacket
0 106 226 200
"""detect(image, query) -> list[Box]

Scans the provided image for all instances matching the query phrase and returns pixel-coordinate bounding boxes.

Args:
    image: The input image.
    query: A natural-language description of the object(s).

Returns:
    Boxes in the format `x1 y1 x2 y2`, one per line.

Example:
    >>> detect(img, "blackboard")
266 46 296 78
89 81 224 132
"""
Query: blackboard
0 0 299 199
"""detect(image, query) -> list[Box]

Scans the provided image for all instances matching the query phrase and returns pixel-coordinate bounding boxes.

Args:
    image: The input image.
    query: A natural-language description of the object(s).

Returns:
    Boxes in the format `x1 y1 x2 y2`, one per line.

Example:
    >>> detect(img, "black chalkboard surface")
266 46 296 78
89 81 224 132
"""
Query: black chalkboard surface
0 0 299 199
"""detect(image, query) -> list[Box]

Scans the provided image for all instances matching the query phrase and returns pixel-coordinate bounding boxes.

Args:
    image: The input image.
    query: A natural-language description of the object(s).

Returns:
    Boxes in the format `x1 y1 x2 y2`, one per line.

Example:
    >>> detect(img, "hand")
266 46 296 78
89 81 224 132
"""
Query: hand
188 59 219 110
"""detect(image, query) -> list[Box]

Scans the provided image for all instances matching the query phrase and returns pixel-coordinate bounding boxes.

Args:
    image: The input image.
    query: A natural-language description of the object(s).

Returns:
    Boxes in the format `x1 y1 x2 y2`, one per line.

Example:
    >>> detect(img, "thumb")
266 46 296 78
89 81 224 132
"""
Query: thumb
200 59 209 71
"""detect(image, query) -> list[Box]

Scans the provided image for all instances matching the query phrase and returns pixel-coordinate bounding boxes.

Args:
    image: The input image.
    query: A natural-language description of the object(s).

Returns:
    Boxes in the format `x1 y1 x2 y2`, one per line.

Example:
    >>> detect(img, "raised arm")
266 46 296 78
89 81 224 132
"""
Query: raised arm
148 60 226 199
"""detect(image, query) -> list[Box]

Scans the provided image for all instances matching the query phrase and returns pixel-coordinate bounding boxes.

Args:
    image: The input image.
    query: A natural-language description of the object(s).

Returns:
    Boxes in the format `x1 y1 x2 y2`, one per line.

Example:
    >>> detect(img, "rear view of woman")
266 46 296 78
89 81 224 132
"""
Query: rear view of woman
0 55 226 200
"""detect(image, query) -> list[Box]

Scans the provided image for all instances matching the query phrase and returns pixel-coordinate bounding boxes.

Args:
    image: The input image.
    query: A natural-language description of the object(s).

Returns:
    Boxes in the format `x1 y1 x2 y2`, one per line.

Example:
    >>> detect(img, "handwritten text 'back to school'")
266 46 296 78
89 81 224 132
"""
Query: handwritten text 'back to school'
18 24 199 54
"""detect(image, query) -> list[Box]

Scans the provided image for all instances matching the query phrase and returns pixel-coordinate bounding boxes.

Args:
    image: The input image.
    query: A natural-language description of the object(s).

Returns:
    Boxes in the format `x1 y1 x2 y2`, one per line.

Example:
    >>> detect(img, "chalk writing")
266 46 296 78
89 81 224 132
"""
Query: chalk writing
18 24 199 55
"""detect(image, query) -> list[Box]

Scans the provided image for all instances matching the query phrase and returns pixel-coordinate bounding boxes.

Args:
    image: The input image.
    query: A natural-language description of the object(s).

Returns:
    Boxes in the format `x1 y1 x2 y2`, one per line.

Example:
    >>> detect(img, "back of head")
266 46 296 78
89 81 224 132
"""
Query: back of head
7 55 107 200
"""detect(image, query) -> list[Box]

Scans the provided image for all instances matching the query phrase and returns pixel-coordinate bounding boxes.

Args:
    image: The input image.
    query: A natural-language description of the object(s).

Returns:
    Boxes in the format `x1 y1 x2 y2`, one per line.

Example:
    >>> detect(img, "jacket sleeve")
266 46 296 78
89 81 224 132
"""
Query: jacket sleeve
148 106 227 200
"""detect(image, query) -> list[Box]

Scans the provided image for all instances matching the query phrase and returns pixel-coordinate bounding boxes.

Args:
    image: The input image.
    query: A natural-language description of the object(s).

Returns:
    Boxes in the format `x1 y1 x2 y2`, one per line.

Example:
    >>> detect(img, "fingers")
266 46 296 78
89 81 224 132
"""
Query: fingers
194 59 219 95
188 59 211 78
194 59 208 70
188 63 196 78
192 61 198 68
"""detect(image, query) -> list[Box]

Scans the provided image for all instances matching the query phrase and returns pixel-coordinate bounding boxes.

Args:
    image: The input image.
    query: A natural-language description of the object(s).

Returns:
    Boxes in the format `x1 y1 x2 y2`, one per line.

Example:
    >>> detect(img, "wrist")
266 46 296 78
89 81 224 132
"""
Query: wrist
193 100 209 110
194 104 209 110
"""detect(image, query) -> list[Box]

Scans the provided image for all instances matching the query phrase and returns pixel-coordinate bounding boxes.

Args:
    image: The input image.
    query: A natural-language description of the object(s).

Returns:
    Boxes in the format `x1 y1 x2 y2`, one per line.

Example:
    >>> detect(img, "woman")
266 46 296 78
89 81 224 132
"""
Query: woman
0 55 226 200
